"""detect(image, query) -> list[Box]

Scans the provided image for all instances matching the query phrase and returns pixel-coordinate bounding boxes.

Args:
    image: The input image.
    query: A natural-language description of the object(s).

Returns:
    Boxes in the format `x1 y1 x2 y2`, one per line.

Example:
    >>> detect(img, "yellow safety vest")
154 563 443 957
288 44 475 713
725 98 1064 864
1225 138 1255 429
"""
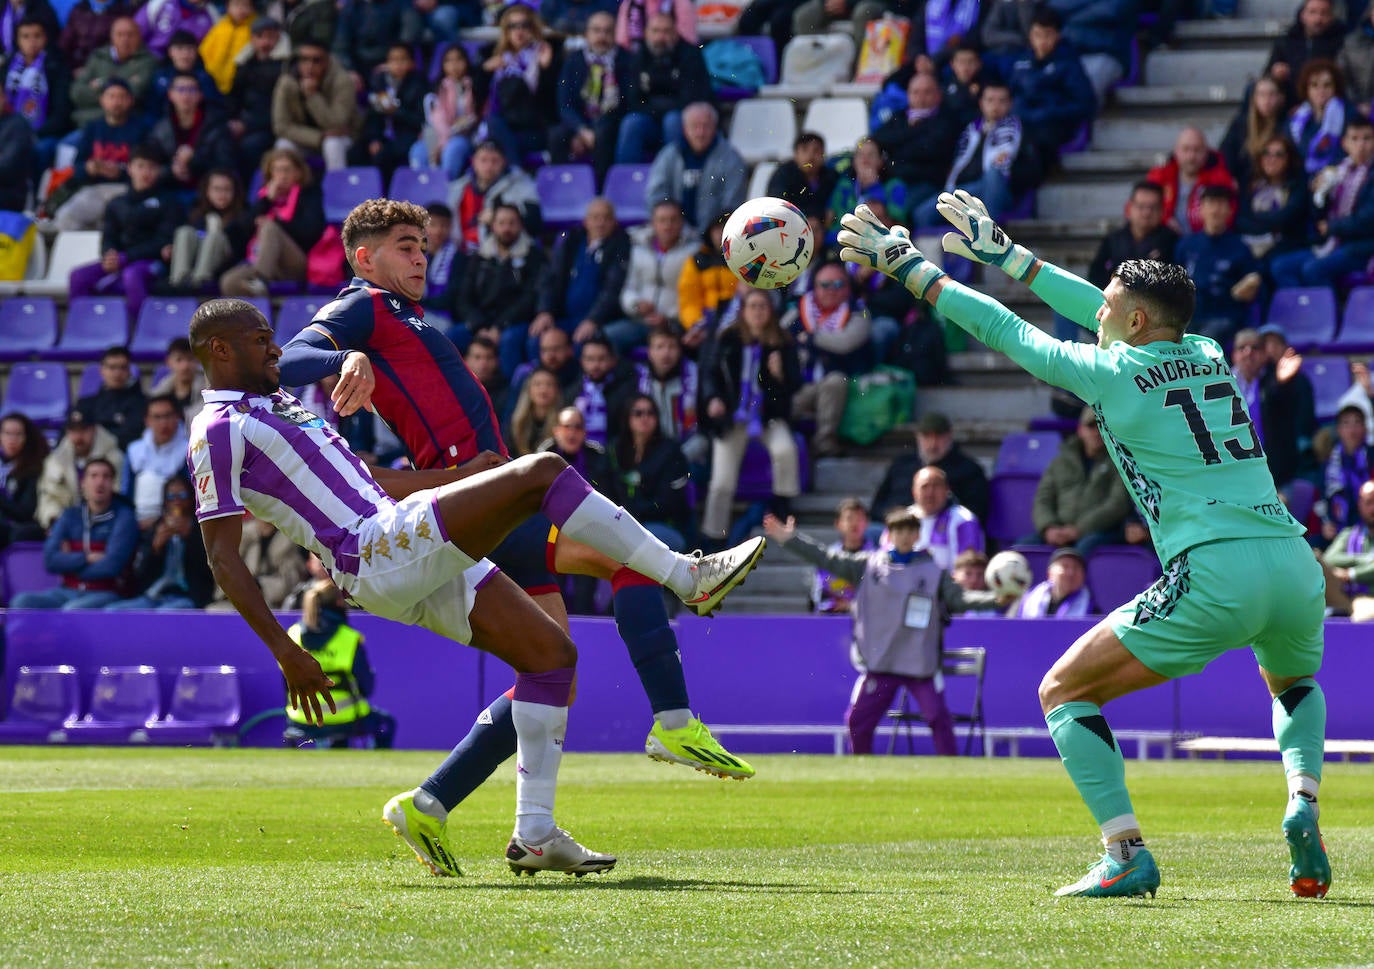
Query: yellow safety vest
285 623 371 726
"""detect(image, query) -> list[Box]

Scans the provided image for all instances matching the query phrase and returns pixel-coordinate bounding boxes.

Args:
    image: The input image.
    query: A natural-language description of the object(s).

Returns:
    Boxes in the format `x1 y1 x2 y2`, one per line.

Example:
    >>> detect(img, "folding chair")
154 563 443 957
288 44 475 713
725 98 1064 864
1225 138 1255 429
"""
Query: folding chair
887 646 987 756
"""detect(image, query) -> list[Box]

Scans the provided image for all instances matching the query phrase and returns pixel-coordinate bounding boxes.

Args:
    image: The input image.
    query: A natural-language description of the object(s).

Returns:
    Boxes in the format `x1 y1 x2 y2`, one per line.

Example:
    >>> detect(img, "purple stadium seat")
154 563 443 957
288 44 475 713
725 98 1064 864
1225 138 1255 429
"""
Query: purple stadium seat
536 164 596 228
62 665 162 744
427 41 452 82
1329 287 1374 352
0 297 58 360
604 164 651 225
985 473 1039 545
1300 355 1351 421
1086 545 1162 612
1 541 56 604
994 431 1062 476
2 361 70 425
276 296 328 345
51 297 129 361
712 36 777 100
736 432 811 501
390 167 450 207
130 298 199 360
144 666 242 745
77 361 141 399
1267 287 1337 351
1009 544 1054 586
0 665 81 743
322 167 384 224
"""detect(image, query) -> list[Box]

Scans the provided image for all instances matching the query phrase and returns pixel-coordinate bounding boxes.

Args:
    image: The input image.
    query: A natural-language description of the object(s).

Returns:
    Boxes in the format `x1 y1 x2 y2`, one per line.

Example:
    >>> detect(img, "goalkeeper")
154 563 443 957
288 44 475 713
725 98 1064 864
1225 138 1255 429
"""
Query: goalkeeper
836 195 1331 900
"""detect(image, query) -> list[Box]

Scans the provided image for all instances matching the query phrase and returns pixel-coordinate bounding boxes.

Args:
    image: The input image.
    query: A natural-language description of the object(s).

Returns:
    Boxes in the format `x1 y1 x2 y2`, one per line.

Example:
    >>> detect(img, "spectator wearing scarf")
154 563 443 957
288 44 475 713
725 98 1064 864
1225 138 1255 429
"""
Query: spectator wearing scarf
1 16 69 172
1287 58 1347 176
1272 118 1374 288
698 289 801 540
1323 404 1374 534
484 2 557 165
1323 479 1374 618
551 11 637 181
915 82 1023 228
1015 548 1095 618
784 261 874 457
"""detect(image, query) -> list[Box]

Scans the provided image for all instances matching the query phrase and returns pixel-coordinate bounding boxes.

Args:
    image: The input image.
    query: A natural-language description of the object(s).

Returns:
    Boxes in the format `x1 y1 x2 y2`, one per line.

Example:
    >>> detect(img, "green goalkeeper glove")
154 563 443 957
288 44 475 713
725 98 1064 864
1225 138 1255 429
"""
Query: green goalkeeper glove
837 204 946 300
936 189 1036 281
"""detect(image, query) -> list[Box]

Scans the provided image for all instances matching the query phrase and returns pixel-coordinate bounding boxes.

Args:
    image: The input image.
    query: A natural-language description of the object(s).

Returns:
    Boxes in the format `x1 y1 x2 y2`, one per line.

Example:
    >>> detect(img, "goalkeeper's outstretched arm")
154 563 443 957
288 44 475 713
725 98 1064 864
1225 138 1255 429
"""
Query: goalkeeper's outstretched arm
935 189 1105 334
837 205 1102 403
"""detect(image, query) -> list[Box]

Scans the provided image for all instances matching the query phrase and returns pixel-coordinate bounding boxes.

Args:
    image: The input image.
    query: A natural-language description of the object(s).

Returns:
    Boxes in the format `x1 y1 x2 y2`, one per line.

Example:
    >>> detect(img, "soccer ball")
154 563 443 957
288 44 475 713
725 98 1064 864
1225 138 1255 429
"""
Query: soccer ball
984 551 1032 598
721 196 815 290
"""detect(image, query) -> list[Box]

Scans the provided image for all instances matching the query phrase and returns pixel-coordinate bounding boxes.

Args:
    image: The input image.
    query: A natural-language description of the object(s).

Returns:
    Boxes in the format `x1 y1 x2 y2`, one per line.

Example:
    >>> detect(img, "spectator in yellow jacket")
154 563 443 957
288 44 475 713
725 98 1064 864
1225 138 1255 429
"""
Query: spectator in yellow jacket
199 0 256 94
676 212 737 351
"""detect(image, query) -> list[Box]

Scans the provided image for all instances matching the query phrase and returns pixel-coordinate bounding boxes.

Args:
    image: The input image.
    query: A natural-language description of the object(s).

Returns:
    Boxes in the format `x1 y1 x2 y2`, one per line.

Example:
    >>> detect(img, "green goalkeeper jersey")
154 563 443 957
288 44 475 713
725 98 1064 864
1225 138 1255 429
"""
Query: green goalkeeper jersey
935 264 1304 566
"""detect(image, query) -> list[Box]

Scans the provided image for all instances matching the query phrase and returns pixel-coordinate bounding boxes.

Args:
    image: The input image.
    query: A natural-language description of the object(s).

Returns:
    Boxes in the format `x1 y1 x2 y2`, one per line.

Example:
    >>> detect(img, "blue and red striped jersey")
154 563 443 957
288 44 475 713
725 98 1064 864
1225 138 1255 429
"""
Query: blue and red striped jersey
278 278 508 470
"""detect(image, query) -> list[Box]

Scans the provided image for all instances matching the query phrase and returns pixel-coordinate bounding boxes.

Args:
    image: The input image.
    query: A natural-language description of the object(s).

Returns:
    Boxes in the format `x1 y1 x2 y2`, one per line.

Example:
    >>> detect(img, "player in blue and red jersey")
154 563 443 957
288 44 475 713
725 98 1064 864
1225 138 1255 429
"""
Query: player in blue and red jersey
279 199 763 878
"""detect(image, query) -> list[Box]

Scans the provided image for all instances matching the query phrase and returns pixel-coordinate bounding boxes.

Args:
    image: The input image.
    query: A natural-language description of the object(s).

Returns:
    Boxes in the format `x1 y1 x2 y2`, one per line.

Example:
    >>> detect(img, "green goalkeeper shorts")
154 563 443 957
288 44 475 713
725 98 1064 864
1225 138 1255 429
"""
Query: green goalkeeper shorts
1108 535 1325 680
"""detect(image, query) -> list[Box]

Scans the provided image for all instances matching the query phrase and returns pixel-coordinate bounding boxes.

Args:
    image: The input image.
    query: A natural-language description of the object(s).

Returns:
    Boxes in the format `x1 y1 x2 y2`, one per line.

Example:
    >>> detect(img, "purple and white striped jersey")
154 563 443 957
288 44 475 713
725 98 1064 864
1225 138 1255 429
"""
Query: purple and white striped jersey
188 389 394 591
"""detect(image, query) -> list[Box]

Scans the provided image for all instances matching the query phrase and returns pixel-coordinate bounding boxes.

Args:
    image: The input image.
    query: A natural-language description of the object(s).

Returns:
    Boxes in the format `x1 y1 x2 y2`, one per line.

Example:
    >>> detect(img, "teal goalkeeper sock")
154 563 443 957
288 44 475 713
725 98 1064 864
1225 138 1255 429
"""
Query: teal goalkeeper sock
1273 678 1326 783
1046 701 1136 830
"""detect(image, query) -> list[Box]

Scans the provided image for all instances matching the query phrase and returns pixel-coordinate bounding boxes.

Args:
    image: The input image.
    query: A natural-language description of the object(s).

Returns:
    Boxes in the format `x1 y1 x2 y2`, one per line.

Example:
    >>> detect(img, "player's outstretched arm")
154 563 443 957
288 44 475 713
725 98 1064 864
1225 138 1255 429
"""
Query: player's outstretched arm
838 206 1102 403
935 190 1105 333
201 514 337 725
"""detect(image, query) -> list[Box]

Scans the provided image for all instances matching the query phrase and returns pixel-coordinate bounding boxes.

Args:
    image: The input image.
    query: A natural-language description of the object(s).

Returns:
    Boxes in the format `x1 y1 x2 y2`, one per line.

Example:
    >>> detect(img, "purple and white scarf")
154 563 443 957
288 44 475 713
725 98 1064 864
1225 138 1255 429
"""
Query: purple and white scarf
494 43 541 92
734 343 765 436
1324 443 1371 527
1015 580 1094 618
4 48 47 129
1345 526 1370 596
576 375 609 446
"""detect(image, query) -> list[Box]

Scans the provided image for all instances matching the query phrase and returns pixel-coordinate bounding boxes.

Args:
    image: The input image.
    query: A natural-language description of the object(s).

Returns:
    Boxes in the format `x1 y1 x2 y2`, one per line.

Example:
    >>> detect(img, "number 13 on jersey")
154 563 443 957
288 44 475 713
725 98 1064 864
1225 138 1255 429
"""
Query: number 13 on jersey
1163 381 1265 465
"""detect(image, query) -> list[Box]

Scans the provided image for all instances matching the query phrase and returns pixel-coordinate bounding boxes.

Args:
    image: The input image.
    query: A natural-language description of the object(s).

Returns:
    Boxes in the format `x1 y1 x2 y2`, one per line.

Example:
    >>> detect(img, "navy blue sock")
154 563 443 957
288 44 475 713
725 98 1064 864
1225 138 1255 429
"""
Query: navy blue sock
613 570 690 715
421 692 517 811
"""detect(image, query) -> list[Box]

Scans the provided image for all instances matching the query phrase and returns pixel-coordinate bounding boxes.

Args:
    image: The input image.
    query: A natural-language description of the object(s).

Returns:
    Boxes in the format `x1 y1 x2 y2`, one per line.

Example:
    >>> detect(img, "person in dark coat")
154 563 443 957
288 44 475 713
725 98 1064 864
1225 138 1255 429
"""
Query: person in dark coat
108 474 216 610
225 15 286 183
871 411 990 523
1088 181 1179 288
0 85 35 209
550 11 638 182
66 144 184 315
60 0 133 72
0 411 49 549
608 393 693 550
766 131 839 221
871 71 961 212
617 12 712 163
1006 7 1096 162
530 197 631 353
147 70 236 191
457 201 548 376
77 347 147 449
351 42 427 183
1266 0 1347 101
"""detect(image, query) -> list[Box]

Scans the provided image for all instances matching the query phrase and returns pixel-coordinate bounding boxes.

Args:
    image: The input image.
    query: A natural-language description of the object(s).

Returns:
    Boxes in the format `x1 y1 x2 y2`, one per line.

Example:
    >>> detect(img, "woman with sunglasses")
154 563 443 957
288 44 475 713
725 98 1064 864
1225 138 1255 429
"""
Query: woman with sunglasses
1219 75 1289 188
1235 135 1312 265
482 2 558 166
609 395 693 552
1288 58 1349 177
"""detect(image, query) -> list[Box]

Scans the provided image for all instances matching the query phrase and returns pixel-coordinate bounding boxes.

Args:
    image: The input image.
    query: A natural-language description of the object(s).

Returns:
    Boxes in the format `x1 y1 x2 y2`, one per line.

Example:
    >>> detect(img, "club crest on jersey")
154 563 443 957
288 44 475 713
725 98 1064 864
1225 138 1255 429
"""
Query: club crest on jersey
743 216 784 239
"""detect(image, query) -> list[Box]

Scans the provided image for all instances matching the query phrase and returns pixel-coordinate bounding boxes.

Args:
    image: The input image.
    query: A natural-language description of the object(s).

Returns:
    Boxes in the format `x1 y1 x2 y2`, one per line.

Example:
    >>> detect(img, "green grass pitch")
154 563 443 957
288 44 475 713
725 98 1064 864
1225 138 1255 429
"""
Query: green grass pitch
1 749 1371 969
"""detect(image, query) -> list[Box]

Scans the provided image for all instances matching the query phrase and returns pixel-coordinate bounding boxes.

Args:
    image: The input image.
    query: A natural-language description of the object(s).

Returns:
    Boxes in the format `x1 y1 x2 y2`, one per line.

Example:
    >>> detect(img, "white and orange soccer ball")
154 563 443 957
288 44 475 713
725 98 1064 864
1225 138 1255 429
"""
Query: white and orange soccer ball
721 196 815 290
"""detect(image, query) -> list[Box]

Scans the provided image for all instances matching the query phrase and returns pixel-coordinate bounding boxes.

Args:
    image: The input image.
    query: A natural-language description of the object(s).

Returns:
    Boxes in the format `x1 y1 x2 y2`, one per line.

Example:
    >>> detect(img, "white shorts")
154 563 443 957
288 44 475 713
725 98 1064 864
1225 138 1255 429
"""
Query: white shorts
346 490 499 645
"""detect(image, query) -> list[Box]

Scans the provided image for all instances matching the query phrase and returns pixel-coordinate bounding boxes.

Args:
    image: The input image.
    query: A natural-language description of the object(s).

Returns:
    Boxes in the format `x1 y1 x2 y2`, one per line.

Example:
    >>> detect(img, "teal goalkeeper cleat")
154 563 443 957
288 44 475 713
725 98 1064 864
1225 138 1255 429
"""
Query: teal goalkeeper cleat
383 789 461 877
1283 798 1331 898
1054 848 1160 898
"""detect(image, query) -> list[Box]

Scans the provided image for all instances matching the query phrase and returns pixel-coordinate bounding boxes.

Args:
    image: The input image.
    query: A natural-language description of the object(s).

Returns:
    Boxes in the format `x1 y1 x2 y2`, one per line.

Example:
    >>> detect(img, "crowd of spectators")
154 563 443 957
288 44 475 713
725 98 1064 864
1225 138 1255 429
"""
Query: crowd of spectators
3 0 1374 618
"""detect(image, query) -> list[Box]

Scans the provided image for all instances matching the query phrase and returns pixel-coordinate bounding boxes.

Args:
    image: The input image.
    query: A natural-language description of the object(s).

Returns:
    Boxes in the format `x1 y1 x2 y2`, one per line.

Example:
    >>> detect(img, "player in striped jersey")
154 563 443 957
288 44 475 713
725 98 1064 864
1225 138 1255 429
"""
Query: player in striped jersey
278 199 765 878
189 299 762 876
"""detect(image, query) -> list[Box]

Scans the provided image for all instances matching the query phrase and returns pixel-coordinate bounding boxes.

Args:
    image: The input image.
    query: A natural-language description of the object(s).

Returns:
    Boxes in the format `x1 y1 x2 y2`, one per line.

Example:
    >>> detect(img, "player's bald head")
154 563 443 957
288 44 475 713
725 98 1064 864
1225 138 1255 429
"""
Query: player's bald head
189 298 271 365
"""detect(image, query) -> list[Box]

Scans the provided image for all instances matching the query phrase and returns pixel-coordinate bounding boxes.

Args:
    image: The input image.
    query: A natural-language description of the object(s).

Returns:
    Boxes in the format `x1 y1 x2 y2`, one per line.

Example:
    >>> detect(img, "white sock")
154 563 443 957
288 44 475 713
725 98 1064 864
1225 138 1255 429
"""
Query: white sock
1101 813 1144 864
412 787 447 822
511 698 566 843
655 708 692 731
1289 774 1320 820
557 488 693 597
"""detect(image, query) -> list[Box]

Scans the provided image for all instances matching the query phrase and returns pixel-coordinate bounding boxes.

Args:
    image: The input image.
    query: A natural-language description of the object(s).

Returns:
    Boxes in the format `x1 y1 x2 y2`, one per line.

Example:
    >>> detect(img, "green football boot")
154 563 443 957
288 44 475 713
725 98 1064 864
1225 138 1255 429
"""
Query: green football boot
646 717 755 780
382 789 461 877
